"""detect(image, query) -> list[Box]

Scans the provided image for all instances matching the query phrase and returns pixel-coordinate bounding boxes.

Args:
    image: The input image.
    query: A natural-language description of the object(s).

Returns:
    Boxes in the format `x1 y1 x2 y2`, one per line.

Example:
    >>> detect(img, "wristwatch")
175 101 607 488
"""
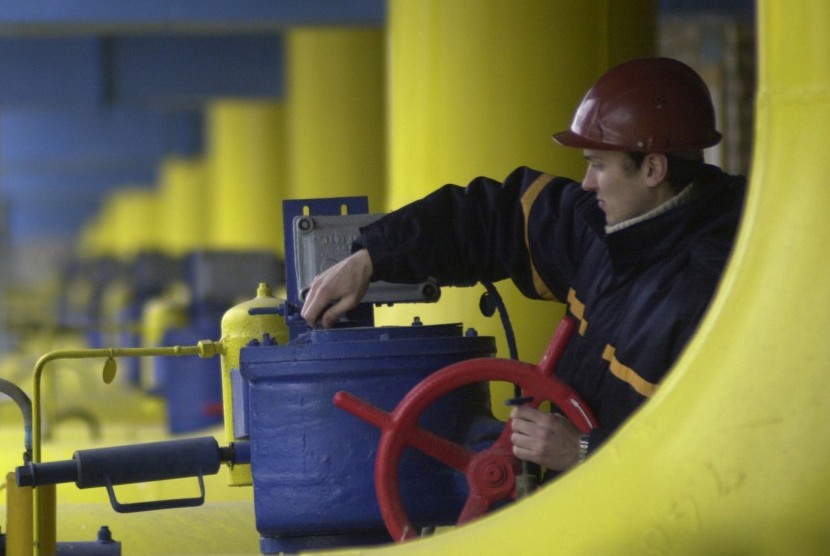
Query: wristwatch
578 433 591 463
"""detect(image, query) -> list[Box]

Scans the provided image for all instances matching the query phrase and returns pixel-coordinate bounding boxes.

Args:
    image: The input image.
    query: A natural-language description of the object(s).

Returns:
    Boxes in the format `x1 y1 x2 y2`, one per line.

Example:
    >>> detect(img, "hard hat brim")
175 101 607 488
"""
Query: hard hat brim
552 129 622 151
553 129 723 152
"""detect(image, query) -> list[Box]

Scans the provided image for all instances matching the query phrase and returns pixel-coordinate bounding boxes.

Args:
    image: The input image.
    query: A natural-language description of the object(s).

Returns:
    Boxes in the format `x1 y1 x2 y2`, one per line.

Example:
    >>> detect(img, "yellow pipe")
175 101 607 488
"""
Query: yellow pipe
304 1 830 554
29 341 223 555
9 481 56 556
387 0 655 211
158 156 209 256
8 470 57 556
31 342 223 461
139 294 189 389
78 203 118 260
218 282 288 486
36 485 56 556
285 27 386 210
382 0 655 418
77 186 160 261
106 187 161 261
7 471 33 556
75 216 103 260
205 100 287 256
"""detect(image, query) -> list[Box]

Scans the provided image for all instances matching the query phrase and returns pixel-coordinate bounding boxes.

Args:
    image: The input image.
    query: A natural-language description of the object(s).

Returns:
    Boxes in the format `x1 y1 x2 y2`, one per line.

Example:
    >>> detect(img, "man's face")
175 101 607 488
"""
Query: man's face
580 150 659 227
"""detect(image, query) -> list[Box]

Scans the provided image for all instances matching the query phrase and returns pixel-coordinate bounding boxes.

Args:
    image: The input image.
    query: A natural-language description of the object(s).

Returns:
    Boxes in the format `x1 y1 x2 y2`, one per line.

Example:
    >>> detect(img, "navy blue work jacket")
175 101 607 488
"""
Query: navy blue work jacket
356 165 746 451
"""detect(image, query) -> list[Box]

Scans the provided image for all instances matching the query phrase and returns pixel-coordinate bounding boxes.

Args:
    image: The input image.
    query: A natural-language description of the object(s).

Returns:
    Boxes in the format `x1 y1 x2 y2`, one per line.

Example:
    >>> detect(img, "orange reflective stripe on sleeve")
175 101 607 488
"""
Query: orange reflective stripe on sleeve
567 288 589 335
520 172 557 300
601 344 659 398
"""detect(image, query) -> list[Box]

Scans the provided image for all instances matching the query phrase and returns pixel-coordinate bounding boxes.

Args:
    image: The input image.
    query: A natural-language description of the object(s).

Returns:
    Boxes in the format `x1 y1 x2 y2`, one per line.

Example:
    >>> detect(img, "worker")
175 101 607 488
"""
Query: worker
301 57 746 476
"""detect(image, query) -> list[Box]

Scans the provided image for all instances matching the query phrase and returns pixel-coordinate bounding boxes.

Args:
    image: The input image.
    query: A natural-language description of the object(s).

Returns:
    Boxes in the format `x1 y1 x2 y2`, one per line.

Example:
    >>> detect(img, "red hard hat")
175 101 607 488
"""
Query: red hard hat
553 57 722 152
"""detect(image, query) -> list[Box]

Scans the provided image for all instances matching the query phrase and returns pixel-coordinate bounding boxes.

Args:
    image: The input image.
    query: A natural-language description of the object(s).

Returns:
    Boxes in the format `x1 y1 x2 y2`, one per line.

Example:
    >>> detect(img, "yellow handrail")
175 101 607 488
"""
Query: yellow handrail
29 340 224 556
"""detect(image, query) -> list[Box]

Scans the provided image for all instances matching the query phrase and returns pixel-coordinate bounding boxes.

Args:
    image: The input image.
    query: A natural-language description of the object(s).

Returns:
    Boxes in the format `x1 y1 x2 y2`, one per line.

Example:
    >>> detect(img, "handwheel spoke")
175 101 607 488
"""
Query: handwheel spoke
457 493 492 525
403 424 475 472
336 390 474 470
333 391 392 428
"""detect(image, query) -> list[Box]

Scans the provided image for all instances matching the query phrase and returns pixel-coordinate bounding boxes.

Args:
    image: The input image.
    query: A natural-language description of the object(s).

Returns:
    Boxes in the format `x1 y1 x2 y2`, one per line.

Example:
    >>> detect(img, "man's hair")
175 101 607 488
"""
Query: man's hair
626 151 705 193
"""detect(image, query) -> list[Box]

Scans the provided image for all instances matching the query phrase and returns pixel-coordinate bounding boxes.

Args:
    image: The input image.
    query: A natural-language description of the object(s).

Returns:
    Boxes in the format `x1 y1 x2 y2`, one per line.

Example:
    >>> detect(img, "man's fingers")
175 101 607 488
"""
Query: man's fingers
299 249 374 328
302 279 345 326
320 296 358 328
300 292 326 326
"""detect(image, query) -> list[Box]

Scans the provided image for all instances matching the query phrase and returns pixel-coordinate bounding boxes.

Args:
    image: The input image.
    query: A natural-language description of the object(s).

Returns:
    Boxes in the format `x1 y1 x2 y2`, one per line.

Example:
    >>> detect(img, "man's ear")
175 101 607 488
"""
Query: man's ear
645 153 669 187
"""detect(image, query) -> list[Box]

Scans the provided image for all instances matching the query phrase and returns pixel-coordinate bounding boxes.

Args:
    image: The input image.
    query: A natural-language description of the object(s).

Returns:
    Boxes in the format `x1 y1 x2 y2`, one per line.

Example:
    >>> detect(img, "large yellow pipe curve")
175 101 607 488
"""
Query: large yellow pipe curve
308 1 830 554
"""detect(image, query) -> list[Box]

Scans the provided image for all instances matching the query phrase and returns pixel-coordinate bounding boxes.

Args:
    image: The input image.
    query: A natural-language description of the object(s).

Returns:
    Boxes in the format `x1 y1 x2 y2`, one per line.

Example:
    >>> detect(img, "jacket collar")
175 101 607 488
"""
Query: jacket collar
582 165 739 275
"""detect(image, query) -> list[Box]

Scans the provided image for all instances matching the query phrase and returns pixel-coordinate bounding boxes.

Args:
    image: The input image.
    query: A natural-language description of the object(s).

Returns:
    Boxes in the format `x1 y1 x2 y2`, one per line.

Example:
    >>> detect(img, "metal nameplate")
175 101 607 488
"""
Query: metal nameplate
292 213 440 305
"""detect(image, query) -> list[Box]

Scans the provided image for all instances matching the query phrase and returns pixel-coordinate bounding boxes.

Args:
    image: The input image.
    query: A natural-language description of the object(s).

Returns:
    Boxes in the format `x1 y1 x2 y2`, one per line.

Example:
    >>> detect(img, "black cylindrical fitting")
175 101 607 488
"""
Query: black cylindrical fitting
16 436 221 488
15 458 77 487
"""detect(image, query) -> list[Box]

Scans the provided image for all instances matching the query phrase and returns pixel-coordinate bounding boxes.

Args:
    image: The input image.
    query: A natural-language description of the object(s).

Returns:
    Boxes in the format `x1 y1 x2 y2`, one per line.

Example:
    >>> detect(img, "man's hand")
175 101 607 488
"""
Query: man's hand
510 405 582 472
300 249 373 328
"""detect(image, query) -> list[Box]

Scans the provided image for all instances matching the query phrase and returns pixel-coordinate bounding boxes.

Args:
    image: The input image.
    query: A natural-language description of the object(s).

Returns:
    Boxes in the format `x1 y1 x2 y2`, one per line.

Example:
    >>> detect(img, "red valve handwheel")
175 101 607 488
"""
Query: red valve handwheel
333 316 597 542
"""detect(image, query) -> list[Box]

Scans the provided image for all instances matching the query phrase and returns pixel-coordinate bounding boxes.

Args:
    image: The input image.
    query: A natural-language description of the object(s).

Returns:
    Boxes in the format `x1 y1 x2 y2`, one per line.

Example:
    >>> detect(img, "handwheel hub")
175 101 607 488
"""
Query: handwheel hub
469 451 516 498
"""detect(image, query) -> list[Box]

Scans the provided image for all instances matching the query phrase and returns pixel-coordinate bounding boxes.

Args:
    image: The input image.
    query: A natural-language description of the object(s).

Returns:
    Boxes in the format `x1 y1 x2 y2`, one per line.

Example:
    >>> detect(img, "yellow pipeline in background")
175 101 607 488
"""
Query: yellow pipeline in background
305 1 830 555
378 0 656 422
205 100 287 256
